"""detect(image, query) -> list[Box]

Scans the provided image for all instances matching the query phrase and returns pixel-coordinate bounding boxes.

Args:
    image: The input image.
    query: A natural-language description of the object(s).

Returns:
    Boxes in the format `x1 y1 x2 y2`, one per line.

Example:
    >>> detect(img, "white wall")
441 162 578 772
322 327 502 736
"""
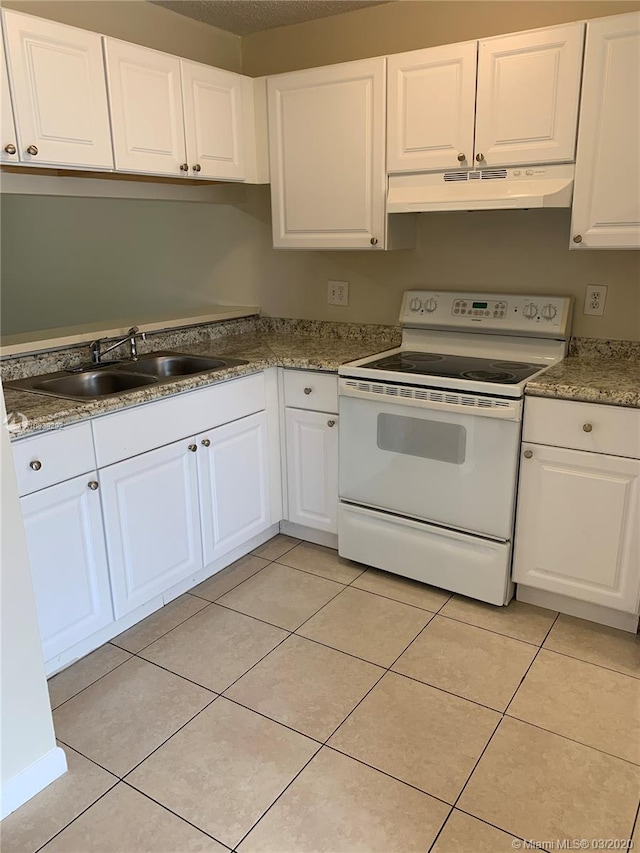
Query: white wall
0 388 66 818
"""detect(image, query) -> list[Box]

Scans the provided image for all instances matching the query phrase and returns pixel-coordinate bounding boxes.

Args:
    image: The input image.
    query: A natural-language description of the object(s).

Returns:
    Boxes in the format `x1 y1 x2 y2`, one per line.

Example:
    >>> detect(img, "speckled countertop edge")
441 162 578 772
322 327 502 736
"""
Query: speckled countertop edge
3 327 396 439
525 350 640 409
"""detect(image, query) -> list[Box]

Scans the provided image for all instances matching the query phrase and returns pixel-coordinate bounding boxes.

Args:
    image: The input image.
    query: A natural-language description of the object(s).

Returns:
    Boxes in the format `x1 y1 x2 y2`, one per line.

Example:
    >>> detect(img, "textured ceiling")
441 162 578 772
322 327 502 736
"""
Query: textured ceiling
152 0 391 36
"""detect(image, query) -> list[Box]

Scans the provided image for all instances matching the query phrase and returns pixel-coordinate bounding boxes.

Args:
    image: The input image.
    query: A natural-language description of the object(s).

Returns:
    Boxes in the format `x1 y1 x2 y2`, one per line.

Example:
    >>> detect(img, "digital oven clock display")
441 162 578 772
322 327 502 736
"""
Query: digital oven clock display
472 302 488 309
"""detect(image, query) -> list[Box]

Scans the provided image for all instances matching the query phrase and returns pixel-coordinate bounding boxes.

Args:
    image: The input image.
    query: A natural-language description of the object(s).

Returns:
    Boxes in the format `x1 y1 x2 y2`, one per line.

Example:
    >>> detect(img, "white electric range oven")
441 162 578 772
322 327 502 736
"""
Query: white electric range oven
338 290 573 605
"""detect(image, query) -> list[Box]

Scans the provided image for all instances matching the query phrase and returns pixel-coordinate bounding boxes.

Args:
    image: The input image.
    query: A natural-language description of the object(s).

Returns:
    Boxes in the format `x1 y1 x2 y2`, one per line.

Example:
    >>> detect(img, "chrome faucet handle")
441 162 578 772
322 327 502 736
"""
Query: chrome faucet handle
89 339 102 363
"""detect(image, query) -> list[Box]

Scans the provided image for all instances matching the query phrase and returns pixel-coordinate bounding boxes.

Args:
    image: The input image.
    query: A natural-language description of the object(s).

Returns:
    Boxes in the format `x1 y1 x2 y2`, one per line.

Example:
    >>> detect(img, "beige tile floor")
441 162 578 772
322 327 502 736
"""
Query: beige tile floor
3 534 640 852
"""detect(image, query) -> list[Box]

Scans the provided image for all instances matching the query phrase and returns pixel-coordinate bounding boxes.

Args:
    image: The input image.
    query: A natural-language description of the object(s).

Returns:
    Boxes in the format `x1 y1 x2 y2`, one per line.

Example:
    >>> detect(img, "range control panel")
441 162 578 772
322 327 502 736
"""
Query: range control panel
401 291 573 338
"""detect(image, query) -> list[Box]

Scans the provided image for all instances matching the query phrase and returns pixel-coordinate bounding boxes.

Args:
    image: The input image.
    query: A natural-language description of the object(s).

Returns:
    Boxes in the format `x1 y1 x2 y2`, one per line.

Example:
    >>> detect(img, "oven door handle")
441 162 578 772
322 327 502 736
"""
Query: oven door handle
338 378 522 421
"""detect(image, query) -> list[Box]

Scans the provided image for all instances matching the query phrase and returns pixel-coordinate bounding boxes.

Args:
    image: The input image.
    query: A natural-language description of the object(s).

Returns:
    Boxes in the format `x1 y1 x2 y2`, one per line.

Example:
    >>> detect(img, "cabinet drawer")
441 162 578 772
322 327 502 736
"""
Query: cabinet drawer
93 373 266 467
524 397 640 459
283 370 338 413
13 422 96 496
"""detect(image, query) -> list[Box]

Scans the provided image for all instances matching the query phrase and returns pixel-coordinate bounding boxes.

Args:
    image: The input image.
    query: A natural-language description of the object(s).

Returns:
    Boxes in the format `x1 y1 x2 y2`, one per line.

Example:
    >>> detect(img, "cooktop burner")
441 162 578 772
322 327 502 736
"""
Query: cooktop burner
360 351 543 385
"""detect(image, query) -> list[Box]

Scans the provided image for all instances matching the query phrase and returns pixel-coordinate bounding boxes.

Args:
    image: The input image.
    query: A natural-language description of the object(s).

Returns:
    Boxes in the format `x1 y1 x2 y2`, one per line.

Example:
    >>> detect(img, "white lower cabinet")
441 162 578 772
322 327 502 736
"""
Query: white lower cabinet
513 399 640 615
199 412 270 564
21 473 113 661
100 438 203 619
285 408 339 534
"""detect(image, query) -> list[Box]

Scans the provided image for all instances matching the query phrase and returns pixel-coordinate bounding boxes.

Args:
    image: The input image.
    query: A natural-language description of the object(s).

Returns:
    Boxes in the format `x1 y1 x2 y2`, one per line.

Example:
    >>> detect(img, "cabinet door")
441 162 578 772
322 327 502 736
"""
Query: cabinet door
2 10 113 168
387 42 477 173
571 13 640 249
1 32 18 163
100 439 202 618
21 473 113 662
475 23 584 167
285 408 339 534
181 60 244 180
268 58 386 249
198 412 270 565
104 38 186 176
513 443 640 613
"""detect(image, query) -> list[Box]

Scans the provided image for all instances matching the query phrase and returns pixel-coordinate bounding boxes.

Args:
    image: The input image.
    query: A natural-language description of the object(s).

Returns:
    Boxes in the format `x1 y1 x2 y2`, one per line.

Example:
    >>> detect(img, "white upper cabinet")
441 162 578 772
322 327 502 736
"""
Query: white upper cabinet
2 10 113 168
387 42 477 172
105 39 250 180
181 60 244 180
475 23 584 167
1 33 18 163
571 12 640 249
104 39 186 176
268 58 387 249
386 22 584 173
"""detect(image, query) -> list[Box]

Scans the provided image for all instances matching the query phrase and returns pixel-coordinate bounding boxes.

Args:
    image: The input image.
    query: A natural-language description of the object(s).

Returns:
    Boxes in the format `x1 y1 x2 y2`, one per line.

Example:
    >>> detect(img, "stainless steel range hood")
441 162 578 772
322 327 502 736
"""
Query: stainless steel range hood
387 164 574 213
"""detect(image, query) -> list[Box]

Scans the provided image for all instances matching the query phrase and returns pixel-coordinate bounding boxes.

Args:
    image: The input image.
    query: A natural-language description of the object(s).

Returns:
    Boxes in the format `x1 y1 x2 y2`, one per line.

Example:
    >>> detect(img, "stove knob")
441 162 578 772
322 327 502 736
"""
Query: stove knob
409 297 422 312
523 302 538 320
541 303 558 321
424 297 438 313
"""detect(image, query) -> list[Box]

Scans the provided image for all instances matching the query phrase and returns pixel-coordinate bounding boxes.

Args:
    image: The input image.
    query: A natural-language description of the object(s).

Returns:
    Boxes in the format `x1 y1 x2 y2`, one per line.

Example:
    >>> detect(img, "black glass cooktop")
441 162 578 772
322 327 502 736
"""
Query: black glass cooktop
361 351 543 384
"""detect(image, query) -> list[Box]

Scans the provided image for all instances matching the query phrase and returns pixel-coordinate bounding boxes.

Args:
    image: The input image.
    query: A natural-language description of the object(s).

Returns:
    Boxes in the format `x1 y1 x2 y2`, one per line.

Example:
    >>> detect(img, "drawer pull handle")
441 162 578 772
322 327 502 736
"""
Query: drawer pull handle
523 450 533 459
88 481 99 490
303 387 313 395
327 419 336 427
29 460 42 471
582 423 593 433
188 444 197 452
201 438 211 447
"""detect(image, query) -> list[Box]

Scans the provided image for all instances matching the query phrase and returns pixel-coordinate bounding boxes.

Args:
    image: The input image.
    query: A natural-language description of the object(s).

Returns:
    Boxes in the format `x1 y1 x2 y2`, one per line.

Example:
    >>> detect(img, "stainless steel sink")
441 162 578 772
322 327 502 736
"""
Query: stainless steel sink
117 352 246 378
27 370 158 401
5 351 249 401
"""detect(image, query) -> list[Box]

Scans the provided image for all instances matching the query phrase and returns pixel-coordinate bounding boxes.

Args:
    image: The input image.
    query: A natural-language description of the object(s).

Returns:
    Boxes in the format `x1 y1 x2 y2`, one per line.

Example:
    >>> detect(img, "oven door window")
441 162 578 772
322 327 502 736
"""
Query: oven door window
377 413 466 464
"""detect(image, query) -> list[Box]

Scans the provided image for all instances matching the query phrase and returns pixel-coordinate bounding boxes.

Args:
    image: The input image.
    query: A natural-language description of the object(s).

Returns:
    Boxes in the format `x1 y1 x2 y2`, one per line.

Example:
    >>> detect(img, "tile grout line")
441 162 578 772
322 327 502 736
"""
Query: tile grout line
32 778 121 853
110 599 215 656
49 652 135 714
119 780 233 850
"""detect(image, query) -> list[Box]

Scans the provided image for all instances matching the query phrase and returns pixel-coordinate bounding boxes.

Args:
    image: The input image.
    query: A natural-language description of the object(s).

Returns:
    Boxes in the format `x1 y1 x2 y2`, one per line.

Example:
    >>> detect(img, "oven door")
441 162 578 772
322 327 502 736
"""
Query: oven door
339 386 522 540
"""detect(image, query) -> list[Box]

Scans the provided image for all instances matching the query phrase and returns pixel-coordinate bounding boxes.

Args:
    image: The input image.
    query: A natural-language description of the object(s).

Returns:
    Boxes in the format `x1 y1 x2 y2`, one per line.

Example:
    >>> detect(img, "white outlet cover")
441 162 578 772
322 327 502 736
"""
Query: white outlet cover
583 284 608 316
328 280 349 306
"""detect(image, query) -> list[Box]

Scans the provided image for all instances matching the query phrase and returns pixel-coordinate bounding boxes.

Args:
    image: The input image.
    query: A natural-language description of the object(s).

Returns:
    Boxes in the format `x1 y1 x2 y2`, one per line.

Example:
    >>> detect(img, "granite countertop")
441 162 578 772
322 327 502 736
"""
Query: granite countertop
2 329 393 439
526 351 640 409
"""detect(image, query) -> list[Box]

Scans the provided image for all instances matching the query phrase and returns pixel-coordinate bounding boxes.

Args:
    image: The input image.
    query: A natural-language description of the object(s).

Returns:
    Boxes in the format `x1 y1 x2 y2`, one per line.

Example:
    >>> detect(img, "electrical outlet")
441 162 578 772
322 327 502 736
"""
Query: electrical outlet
583 284 608 316
328 280 349 306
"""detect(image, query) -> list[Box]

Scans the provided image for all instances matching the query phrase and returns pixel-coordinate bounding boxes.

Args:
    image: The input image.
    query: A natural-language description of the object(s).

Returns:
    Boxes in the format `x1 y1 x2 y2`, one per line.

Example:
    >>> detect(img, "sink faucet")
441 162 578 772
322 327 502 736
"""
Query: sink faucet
90 326 146 364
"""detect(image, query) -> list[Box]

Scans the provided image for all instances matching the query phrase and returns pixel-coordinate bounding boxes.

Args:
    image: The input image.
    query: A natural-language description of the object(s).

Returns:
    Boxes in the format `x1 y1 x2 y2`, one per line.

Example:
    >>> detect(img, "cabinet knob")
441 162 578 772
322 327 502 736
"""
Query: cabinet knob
475 153 484 162
327 419 336 427
4 143 16 155
582 423 593 433
370 237 378 246
303 387 313 395
29 460 42 471
192 164 202 173
188 444 197 452
573 234 582 244
457 152 466 162
180 163 189 172
523 450 533 459
88 480 99 490
26 145 38 156
201 438 211 447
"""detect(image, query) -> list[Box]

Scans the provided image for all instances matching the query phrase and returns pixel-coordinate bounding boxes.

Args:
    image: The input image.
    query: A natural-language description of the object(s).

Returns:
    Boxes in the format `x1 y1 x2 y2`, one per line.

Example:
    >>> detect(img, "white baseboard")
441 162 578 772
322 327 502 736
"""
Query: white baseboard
280 520 338 550
1 746 67 820
516 585 640 634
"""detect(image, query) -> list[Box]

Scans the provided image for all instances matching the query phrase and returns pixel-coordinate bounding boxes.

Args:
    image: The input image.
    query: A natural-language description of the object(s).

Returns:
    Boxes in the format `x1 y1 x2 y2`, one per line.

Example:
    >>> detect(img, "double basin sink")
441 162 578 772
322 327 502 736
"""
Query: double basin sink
7 351 249 402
